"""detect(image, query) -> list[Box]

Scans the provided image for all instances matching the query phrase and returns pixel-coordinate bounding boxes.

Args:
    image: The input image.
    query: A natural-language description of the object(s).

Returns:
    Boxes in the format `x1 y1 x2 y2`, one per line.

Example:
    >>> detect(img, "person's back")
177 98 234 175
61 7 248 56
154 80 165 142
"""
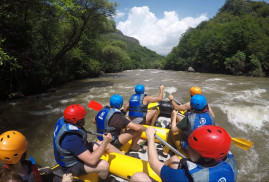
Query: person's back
96 95 146 152
125 84 164 125
130 125 237 182
171 95 215 136
169 86 215 118
53 104 122 181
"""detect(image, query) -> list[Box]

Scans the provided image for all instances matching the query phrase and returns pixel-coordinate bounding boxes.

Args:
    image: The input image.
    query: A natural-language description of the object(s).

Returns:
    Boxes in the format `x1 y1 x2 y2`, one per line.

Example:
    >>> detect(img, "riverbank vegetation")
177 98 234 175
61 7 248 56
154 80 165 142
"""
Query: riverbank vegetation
0 0 163 99
164 0 269 77
1 0 269 100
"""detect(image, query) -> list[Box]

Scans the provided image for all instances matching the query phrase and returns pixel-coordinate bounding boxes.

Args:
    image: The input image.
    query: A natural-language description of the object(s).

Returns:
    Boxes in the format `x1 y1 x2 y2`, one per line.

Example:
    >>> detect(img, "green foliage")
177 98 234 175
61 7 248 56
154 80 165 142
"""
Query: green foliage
103 31 164 70
165 0 269 76
224 51 246 75
0 0 119 99
248 54 263 76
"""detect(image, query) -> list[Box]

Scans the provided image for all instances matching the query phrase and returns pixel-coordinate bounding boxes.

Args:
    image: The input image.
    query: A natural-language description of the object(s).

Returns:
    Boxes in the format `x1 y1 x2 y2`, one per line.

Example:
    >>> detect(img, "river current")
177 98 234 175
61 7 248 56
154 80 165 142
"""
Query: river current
0 69 268 181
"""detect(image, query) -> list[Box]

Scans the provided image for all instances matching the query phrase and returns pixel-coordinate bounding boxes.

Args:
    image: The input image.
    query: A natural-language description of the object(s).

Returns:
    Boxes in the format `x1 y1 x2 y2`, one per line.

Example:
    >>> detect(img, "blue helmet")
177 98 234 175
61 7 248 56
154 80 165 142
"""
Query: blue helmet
110 95 123 108
190 94 207 110
135 84 145 94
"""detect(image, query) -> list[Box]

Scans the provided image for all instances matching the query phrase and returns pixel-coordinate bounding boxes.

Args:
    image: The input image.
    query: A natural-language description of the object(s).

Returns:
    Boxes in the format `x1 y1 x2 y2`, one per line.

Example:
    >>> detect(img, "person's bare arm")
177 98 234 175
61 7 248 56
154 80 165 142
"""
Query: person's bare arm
208 104 215 118
123 102 129 113
171 110 181 133
126 122 147 131
144 85 164 104
168 95 190 111
77 133 112 165
146 127 165 176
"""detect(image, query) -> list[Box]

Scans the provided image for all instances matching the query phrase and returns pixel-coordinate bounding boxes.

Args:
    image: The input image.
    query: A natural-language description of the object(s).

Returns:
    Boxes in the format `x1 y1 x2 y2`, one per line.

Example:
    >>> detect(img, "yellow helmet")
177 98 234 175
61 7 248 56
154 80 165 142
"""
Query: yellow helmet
0 130 28 164
190 87 202 96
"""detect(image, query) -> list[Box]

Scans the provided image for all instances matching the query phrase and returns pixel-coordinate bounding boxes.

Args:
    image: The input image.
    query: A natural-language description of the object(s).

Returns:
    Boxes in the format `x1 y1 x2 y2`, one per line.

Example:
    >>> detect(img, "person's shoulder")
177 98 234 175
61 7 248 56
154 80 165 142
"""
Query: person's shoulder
62 133 83 141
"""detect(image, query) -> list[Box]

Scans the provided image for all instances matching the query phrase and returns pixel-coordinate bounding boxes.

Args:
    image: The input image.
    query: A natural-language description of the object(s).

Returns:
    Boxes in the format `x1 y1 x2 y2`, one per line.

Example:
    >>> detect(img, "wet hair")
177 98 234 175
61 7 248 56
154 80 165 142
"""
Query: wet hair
0 166 23 182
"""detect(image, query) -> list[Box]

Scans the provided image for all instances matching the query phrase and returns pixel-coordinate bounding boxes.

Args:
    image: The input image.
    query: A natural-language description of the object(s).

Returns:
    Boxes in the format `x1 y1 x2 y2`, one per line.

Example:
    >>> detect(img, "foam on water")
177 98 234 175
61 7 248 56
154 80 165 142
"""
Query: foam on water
238 148 260 179
28 108 61 116
165 87 177 94
219 105 269 131
59 98 77 104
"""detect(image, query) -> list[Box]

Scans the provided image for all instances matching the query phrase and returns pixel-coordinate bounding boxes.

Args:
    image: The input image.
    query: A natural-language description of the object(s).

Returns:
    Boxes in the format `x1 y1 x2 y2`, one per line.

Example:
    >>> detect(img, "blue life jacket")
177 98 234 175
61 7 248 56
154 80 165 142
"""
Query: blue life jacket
129 94 147 117
185 111 215 136
53 117 87 168
185 152 237 182
96 106 122 141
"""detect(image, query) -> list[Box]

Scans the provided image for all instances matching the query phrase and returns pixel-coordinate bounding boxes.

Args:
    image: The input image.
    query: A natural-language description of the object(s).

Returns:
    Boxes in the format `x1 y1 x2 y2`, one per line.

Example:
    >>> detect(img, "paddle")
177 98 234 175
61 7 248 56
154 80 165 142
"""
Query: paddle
231 137 253 150
50 165 84 182
86 130 103 137
88 100 103 111
88 100 253 150
88 100 159 112
155 135 186 158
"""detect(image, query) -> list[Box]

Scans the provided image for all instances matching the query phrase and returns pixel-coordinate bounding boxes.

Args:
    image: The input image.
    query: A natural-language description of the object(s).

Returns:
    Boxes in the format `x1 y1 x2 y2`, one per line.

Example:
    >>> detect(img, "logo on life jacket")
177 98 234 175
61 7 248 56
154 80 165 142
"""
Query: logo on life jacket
218 177 226 182
200 118 206 125
132 96 138 101
98 111 105 120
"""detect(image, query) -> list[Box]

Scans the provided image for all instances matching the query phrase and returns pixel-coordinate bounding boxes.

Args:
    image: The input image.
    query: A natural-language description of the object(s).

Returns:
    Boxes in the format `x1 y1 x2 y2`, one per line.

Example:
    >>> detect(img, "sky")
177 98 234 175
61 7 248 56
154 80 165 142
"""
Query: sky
108 0 269 55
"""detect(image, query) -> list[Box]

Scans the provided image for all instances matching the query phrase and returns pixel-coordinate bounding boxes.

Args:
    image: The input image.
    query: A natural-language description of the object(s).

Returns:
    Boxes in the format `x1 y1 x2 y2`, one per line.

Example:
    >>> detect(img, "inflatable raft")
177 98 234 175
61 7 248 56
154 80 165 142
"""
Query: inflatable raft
51 152 161 182
50 101 185 181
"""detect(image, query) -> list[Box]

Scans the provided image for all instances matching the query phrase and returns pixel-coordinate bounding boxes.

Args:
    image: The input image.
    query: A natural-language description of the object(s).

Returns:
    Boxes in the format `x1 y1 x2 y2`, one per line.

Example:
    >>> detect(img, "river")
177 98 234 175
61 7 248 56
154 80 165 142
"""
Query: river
0 69 268 181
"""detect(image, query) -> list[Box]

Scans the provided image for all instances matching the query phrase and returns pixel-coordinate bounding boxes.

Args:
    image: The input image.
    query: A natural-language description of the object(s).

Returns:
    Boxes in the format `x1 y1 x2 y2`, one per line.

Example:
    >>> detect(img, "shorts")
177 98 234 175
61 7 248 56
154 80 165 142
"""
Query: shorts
130 116 146 124
62 161 87 176
62 142 94 176
86 142 94 153
110 137 123 148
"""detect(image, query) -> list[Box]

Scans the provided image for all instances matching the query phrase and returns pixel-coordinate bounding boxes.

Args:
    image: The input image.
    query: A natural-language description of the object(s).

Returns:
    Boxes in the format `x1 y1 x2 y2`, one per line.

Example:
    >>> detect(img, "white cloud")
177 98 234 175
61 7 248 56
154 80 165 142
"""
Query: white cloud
117 6 208 55
114 10 125 19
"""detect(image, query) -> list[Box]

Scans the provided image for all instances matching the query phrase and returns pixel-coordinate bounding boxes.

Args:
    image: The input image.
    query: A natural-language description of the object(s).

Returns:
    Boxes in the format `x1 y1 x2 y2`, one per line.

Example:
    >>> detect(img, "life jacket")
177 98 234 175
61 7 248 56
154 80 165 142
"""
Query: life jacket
96 106 122 141
185 110 215 136
129 94 147 117
5 160 36 182
53 117 87 168
182 152 237 182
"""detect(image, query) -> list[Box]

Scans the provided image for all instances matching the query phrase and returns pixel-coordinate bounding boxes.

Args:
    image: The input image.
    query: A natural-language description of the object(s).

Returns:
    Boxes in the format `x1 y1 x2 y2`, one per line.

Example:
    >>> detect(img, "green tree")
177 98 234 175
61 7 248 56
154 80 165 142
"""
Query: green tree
224 51 246 75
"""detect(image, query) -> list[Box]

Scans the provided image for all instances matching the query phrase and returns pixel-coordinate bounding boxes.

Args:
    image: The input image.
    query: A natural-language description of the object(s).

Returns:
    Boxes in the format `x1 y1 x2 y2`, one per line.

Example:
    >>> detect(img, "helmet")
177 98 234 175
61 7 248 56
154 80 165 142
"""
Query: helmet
0 130 28 164
64 104 86 124
135 84 145 94
190 87 202 96
190 94 207 110
110 95 123 108
188 125 231 162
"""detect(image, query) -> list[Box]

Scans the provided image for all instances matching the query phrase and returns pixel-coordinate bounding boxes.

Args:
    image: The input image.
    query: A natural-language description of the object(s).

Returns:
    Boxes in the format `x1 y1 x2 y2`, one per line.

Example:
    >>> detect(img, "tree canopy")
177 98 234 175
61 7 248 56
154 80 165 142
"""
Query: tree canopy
0 0 163 99
164 0 269 77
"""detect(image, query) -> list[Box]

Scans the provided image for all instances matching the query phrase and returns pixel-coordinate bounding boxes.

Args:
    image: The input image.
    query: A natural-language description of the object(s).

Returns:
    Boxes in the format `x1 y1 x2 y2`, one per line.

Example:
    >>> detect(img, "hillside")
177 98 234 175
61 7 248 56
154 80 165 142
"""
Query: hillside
165 0 269 76
103 30 165 70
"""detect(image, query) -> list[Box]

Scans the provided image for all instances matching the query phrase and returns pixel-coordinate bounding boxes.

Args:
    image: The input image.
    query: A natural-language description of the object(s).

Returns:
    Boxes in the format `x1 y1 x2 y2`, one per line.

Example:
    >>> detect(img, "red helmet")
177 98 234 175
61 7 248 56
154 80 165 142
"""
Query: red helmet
188 125 231 162
64 104 86 124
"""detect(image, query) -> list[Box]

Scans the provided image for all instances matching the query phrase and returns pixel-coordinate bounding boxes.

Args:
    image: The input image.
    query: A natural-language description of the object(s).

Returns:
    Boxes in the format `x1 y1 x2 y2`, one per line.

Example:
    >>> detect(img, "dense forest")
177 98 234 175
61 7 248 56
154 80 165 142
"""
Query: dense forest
1 0 269 100
165 0 269 77
0 0 163 99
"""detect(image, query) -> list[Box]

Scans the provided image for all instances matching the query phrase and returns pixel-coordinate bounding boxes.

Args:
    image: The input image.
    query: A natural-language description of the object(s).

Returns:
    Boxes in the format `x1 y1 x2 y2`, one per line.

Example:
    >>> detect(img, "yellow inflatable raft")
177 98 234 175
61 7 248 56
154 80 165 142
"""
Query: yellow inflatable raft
51 152 161 182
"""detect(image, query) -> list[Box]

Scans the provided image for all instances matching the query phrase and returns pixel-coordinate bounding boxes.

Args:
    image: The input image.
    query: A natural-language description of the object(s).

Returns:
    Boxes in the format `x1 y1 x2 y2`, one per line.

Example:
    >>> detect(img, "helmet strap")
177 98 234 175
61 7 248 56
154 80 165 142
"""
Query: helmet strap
197 156 217 167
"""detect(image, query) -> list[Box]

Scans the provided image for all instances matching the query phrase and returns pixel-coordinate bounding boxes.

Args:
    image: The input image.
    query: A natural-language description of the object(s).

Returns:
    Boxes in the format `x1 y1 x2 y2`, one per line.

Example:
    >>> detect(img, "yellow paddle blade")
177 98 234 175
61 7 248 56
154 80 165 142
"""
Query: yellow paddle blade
232 137 253 150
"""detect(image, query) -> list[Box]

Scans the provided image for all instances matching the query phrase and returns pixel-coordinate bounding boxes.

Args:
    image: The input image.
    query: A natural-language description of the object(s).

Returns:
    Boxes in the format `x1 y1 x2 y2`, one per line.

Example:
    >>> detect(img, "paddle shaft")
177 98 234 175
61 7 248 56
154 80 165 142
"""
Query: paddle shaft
52 170 84 182
155 135 186 158
86 130 103 137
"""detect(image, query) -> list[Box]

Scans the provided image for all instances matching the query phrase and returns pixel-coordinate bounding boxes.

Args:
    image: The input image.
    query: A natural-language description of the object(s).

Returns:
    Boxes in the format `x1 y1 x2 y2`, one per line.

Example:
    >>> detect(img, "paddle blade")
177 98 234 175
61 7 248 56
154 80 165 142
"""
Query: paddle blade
232 137 253 150
88 100 103 111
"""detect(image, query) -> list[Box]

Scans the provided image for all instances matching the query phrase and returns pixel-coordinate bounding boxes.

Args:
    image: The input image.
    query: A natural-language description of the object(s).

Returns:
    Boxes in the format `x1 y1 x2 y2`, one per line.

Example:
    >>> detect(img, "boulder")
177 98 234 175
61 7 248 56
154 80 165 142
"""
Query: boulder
188 67 195 72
